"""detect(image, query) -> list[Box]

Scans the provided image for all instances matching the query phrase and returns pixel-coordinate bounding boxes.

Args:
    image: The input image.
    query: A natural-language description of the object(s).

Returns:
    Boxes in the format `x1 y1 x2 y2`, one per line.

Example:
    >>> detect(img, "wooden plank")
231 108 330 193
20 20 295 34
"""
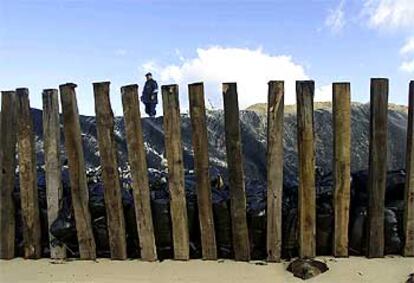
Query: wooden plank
42 89 66 259
161 84 190 260
59 83 96 260
367 78 389 258
0 91 17 259
296 81 316 259
188 82 217 260
266 81 284 262
93 82 127 260
15 88 42 259
332 83 351 257
222 82 250 261
404 81 414 257
121 84 157 261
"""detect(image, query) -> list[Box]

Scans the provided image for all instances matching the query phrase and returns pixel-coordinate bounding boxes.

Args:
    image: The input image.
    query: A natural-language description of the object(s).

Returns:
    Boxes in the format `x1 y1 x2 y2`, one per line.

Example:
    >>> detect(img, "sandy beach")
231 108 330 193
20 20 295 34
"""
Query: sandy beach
0 256 413 283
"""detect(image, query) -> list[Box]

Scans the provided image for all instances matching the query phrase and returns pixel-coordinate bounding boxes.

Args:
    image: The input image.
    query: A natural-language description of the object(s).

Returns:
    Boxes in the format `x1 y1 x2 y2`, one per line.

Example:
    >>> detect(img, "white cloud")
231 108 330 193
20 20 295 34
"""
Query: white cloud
325 0 346 33
363 0 414 30
400 59 414 73
400 37 414 55
400 38 414 73
142 46 318 110
315 85 332 102
362 1 414 74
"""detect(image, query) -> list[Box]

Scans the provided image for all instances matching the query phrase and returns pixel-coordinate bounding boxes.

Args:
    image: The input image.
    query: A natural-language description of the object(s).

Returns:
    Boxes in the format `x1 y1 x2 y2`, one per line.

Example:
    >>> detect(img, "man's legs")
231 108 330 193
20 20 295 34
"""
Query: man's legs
145 103 151 116
149 103 156 117
144 103 156 117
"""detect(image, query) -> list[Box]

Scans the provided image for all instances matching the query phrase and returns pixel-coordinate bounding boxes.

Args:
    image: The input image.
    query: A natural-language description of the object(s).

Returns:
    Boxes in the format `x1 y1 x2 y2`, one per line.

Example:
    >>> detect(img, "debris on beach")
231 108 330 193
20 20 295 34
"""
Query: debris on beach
10 164 407 260
287 258 329 280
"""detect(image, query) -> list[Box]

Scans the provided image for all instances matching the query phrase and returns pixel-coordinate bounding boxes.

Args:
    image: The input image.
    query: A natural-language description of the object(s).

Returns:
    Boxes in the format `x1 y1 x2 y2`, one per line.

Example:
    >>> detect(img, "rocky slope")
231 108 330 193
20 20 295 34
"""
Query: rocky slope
31 102 409 183
24 102 409 258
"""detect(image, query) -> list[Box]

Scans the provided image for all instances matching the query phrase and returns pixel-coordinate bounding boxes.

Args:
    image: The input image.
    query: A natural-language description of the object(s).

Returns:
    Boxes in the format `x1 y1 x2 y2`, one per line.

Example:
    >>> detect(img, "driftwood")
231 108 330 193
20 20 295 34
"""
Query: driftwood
42 89 66 259
188 83 217 260
367 79 388 258
162 84 190 260
266 81 284 262
296 81 316 259
16 88 41 259
222 82 250 261
121 84 157 261
0 91 17 259
333 83 351 257
59 83 96 259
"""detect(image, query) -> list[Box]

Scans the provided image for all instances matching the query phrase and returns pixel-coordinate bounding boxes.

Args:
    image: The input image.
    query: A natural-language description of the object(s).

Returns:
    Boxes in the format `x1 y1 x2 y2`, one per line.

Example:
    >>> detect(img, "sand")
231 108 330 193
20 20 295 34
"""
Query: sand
0 256 413 283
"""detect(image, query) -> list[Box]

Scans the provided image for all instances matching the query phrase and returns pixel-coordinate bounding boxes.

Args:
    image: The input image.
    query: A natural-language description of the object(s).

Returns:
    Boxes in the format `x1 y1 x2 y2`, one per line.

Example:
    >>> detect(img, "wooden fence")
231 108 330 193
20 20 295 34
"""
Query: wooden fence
0 79 413 261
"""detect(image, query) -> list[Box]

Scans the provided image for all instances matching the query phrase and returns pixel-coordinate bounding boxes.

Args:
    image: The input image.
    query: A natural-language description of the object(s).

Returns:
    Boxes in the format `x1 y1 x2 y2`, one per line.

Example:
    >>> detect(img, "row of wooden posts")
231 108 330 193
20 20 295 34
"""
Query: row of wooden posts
0 79 413 262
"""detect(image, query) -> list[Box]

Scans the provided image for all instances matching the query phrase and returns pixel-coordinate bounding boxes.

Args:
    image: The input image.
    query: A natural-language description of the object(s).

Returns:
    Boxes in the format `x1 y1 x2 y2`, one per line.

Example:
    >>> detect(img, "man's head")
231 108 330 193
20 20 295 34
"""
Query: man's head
145 72 153 80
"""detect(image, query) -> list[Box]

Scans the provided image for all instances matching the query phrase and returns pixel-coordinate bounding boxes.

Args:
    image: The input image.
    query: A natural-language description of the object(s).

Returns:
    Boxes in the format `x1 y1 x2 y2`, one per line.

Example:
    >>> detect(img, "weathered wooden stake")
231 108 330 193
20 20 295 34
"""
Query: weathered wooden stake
16 88 42 259
121 84 157 261
333 83 351 257
59 83 96 260
0 91 17 259
188 82 217 260
404 81 414 257
162 84 190 260
222 82 250 261
42 89 66 259
93 82 127 260
296 81 316 259
266 81 284 262
367 78 388 258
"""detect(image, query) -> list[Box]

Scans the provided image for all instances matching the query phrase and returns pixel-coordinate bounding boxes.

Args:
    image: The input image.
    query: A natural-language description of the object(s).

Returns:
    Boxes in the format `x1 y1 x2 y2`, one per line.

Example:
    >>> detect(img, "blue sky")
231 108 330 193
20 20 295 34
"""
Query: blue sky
1 0 414 115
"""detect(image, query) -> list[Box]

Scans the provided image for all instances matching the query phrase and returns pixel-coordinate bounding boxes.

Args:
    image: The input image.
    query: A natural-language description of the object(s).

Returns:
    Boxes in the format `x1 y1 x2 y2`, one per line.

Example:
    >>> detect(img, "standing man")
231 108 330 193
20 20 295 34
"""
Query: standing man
141 72 159 117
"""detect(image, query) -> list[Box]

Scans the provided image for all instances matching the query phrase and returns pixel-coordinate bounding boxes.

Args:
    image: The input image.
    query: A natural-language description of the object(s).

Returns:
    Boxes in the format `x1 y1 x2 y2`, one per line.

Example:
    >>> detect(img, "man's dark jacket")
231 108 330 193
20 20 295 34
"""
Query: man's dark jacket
141 79 158 104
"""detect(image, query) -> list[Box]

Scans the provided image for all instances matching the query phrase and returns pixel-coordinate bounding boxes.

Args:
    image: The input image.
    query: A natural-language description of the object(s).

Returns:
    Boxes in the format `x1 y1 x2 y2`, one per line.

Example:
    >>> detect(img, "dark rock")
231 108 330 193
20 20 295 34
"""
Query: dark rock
27 103 410 185
16 103 411 259
407 273 414 283
287 258 329 280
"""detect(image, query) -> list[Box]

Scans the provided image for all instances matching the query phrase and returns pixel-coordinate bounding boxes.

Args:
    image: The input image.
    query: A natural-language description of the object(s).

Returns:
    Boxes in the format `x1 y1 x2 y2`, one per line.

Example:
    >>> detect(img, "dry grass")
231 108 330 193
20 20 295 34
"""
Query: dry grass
246 102 408 115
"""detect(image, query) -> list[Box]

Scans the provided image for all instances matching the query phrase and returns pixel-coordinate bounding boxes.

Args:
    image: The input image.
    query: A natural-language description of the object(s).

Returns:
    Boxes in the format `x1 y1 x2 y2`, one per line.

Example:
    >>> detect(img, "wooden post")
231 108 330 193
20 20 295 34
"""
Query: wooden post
121 84 157 261
367 78 388 258
93 82 127 260
0 91 17 259
59 83 96 260
332 83 351 257
404 81 414 257
266 81 284 262
188 82 217 260
222 82 250 261
42 89 66 259
15 88 42 259
296 81 316 259
162 84 190 260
